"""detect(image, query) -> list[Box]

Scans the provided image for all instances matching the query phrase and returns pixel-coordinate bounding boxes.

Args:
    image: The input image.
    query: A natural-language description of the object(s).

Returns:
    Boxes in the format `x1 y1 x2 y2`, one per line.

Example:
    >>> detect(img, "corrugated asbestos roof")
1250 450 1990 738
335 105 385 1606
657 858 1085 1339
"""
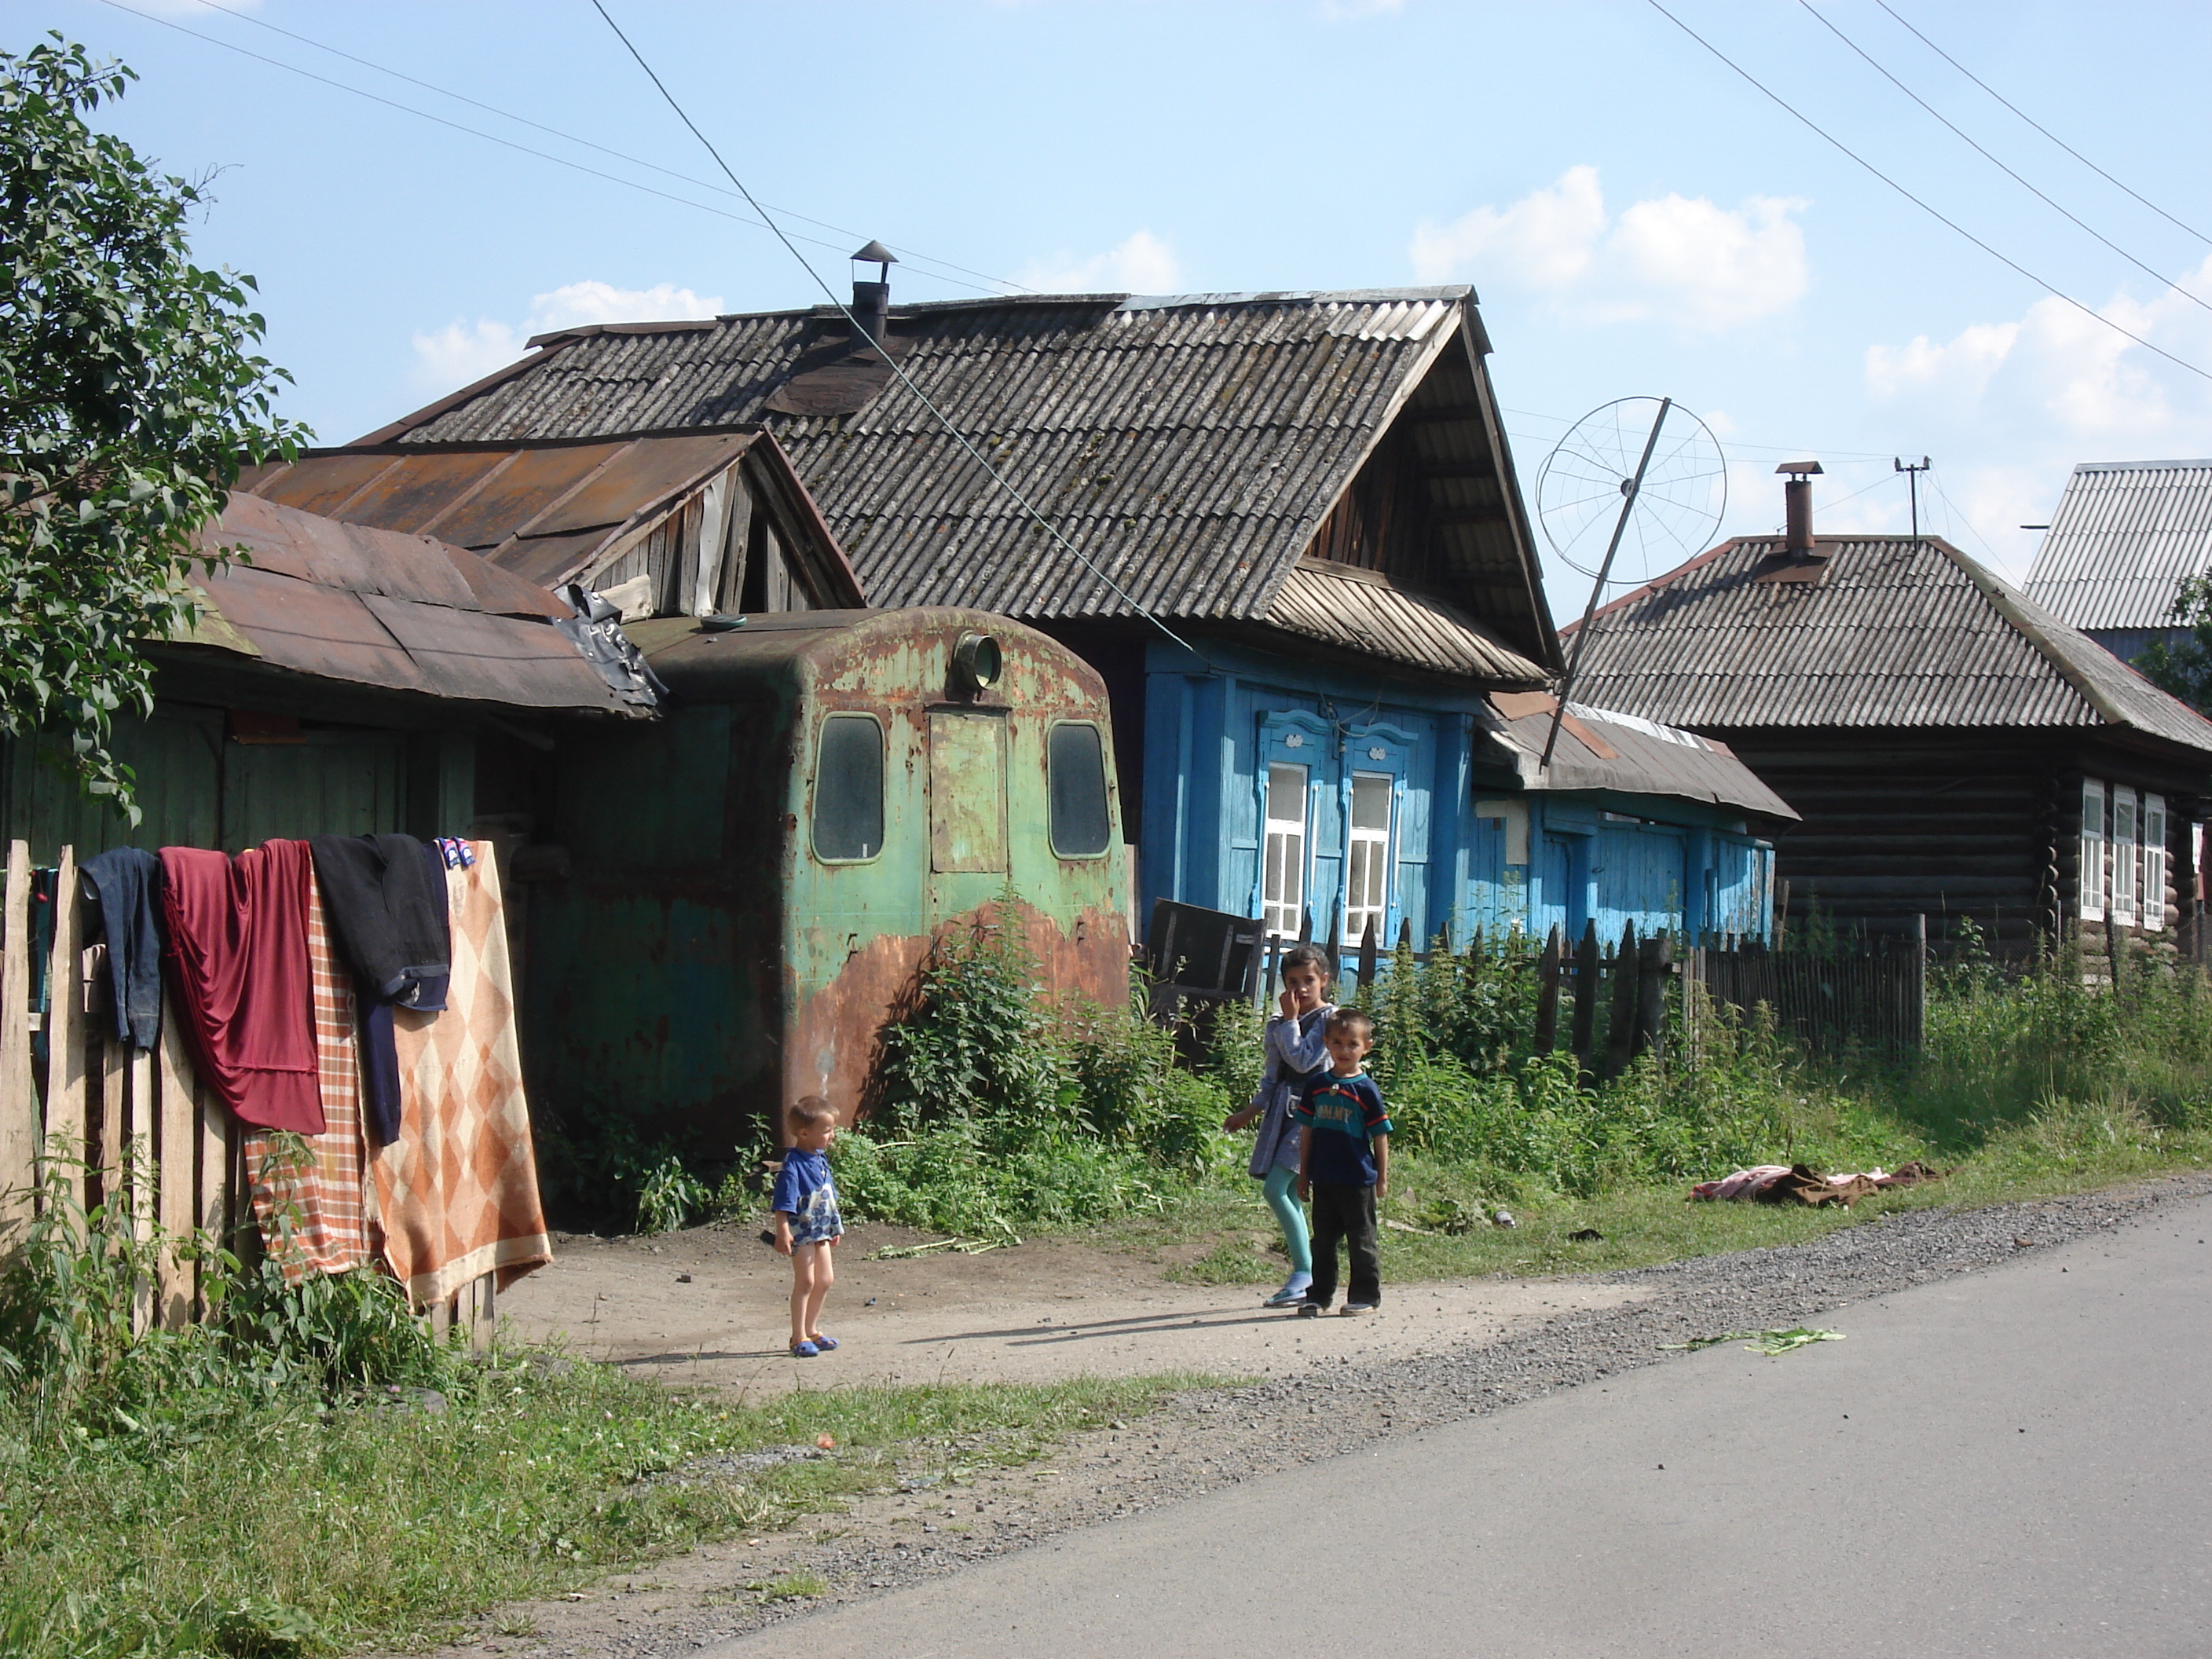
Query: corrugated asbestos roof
364 287 1558 679
1477 691 1798 821
1561 533 2212 754
173 493 650 715
2023 458 2212 632
1263 562 1545 681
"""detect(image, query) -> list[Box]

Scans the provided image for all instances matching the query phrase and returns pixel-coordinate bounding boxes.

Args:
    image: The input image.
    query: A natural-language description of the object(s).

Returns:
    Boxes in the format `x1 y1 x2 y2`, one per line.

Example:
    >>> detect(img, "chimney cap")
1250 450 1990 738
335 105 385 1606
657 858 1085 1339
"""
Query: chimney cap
851 240 898 266
1774 460 1824 477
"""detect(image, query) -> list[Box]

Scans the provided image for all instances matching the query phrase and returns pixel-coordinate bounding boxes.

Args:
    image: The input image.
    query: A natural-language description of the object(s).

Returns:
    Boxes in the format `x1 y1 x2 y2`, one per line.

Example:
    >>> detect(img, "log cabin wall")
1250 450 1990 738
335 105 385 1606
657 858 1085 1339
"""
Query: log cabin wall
1721 729 2199 958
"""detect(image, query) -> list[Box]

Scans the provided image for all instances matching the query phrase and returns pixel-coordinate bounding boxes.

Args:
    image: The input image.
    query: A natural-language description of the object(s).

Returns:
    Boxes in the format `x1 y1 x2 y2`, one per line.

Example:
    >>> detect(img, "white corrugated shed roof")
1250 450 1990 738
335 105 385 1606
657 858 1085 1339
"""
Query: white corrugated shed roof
2023 460 2212 632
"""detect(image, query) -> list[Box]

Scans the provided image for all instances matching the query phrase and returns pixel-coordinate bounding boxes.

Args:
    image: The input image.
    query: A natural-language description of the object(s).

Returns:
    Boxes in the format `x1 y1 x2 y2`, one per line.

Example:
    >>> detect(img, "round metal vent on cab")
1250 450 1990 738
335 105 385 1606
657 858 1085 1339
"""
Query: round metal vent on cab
953 631 1002 694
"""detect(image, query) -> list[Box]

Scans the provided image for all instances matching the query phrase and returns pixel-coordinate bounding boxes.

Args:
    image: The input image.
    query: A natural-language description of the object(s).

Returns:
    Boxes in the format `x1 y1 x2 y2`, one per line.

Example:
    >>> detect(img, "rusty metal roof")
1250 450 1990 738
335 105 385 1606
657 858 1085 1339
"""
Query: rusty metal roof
2023 459 2212 632
1561 533 2212 753
1477 691 1797 822
358 287 1558 680
172 493 652 716
236 430 863 604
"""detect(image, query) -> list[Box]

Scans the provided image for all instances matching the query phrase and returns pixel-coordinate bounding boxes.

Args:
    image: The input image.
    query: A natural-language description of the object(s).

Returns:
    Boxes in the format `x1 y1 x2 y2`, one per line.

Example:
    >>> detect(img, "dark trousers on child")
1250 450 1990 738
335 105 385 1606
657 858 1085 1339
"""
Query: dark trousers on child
1306 1180 1380 1307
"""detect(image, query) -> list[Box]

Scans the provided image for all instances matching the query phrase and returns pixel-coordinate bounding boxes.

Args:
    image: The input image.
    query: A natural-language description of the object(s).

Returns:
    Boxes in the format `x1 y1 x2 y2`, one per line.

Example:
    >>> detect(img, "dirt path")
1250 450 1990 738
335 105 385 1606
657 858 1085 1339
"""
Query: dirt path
500 1221 1644 1396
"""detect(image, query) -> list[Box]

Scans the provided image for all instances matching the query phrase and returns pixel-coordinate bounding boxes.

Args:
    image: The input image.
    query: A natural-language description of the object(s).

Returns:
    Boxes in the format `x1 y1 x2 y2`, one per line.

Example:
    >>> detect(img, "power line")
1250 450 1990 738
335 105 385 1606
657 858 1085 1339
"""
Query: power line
1643 0 2212 386
142 0 1031 299
88 0 1016 298
1799 0 2212 319
1876 0 2212 251
586 0 1211 665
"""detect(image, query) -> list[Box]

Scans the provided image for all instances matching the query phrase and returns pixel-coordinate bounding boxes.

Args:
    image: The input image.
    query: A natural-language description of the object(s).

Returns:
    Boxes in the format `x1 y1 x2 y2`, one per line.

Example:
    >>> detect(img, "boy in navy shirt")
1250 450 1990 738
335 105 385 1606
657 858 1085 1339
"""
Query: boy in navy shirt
1293 1009 1391 1316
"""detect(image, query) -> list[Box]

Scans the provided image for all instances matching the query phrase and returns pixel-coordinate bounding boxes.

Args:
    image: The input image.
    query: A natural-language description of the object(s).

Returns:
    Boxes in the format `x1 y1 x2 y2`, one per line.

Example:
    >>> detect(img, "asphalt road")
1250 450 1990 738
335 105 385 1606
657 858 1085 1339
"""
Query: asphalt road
699 1193 2212 1658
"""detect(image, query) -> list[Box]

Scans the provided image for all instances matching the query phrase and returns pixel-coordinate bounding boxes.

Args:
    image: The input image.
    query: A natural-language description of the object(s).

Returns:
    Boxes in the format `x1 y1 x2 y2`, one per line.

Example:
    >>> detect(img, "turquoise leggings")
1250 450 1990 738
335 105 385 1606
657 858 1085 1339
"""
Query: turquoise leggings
1262 1164 1313 1275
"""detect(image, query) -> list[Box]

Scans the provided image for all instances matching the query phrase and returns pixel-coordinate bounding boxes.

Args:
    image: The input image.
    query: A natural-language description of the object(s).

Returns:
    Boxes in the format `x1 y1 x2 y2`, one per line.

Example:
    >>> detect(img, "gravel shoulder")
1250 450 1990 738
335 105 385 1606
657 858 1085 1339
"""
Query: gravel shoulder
395 1171 2212 1659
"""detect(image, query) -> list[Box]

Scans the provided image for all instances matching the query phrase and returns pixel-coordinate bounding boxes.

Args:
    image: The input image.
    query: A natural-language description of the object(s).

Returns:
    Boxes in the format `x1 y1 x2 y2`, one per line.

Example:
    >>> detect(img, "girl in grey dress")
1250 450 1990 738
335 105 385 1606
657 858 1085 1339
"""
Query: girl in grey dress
1222 943 1334 1307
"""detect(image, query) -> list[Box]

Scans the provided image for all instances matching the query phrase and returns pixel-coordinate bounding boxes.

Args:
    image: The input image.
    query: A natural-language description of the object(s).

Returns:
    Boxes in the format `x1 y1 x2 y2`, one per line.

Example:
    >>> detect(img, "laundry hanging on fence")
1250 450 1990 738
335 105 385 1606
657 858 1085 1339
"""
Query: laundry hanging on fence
159 840 325 1134
245 878 373 1280
81 847 163 1049
310 833 452 1144
371 844 551 1306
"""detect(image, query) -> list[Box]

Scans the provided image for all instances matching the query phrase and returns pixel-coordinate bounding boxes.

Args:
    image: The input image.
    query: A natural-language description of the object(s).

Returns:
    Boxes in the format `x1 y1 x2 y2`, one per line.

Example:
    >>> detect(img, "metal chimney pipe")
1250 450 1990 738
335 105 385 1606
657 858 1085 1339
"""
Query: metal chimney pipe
849 239 896 351
1776 460 1825 555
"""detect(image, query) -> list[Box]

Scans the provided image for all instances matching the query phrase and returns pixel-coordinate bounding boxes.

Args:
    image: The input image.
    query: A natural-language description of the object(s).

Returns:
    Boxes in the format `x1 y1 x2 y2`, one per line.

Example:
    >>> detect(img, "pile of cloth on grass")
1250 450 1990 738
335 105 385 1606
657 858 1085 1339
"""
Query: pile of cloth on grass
1689 1161 1943 1208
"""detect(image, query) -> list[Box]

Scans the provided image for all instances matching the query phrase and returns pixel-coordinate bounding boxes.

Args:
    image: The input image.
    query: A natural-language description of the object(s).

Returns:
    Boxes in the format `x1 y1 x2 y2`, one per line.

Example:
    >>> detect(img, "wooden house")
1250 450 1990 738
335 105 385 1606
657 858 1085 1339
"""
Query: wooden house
350 281 1789 956
1562 474 2212 956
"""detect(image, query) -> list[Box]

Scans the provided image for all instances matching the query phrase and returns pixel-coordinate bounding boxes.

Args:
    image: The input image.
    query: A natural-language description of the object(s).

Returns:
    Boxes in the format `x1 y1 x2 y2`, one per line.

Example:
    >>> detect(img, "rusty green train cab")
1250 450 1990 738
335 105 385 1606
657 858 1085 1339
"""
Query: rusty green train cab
525 609 1131 1146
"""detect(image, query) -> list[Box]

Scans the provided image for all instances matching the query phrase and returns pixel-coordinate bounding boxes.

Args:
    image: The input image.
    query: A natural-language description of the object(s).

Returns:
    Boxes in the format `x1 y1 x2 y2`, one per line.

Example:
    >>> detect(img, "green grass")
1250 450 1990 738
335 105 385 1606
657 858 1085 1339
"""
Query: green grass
0 1357 1217 1658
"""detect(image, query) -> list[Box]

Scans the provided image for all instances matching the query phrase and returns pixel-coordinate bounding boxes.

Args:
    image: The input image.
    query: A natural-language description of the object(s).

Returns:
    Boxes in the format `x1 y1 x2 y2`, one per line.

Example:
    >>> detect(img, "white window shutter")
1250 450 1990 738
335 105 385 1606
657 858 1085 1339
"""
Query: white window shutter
2144 794 2168 932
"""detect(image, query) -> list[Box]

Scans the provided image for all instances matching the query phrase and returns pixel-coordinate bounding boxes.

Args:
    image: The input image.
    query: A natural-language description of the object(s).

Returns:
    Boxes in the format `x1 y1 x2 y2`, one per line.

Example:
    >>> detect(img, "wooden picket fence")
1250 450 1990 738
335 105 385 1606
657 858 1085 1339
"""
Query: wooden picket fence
0 841 493 1336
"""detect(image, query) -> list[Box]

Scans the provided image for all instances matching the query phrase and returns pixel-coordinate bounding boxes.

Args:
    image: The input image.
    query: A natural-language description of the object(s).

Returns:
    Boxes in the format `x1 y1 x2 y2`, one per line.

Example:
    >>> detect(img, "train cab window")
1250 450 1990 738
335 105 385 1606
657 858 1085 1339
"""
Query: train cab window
1048 722 1112 859
813 714 884 862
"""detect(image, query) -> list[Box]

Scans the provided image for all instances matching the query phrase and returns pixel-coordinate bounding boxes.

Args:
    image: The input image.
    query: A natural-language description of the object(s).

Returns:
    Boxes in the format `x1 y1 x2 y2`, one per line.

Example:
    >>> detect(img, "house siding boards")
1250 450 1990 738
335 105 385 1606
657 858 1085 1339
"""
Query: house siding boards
1567 532 2212 951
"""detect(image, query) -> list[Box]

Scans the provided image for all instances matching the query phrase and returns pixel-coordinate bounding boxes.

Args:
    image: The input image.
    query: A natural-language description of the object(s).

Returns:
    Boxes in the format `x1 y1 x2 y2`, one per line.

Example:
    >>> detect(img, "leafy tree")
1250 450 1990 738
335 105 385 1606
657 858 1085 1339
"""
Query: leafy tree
0 36 302 818
2135 573 2212 714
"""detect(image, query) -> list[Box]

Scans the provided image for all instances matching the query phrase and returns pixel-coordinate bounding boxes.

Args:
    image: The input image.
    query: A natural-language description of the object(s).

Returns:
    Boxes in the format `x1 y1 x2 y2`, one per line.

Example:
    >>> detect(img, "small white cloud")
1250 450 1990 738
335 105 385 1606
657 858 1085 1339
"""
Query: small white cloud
1320 0 1404 16
1865 320 2021 402
408 319 524 392
526 280 723 334
1410 167 1809 332
408 279 723 394
1020 231 1181 295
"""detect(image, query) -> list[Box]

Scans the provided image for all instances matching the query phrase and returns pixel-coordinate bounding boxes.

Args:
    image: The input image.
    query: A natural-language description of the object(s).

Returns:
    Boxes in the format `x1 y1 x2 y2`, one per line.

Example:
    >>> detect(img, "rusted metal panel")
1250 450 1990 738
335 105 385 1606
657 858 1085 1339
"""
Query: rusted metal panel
519 434 747 538
240 452 399 518
422 442 630 549
928 711 1008 872
182 496 644 716
305 449 510 535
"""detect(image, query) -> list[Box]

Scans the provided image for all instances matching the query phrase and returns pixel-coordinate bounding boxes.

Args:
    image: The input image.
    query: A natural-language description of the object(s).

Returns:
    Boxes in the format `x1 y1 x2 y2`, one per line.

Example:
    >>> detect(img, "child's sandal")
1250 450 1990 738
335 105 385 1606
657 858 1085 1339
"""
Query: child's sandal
790 1339 821 1358
808 1334 839 1351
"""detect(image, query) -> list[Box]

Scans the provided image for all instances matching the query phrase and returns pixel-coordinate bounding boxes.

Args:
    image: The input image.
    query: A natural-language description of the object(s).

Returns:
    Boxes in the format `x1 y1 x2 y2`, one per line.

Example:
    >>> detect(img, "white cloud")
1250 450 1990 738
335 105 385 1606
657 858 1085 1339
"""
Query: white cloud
408 280 723 393
1019 231 1181 295
1410 167 1808 331
1320 0 1404 16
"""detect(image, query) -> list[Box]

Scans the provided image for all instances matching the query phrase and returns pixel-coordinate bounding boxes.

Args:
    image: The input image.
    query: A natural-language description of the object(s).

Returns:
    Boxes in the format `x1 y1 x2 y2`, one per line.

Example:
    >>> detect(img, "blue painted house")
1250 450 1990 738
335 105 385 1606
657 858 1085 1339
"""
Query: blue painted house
350 281 1789 954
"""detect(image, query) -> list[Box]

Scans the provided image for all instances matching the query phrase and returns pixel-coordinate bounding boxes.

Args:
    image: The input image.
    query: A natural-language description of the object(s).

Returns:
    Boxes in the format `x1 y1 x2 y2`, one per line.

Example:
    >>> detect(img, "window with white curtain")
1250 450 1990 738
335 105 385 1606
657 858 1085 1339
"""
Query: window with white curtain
2112 786 2138 927
1262 762 1309 939
1344 771 1393 947
2144 793 2168 932
2080 779 2107 921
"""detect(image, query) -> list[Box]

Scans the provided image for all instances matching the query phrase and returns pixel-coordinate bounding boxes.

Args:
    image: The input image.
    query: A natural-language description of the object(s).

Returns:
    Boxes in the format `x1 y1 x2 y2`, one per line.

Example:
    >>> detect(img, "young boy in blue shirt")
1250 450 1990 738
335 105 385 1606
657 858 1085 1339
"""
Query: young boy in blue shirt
1293 1008 1391 1316
771 1096 844 1357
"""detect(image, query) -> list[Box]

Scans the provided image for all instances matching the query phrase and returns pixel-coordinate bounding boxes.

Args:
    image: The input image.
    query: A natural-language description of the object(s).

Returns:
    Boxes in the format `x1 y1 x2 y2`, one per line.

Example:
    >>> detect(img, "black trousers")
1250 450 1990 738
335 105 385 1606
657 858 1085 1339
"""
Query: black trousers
1307 1181 1380 1307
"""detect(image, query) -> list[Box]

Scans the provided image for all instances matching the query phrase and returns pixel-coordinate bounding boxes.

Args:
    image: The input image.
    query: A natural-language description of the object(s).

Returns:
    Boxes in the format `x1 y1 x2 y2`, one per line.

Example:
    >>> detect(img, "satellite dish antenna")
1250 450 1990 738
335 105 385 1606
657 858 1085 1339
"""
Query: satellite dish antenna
1533 396 1727 767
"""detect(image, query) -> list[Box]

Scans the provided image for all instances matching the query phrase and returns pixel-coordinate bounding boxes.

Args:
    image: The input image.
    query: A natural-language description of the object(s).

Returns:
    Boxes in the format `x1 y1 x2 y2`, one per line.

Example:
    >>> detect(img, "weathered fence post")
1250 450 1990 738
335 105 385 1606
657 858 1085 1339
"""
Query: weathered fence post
42 848 88 1209
0 841 35 1236
1601 922 1640 1079
1633 931 1671 1065
1569 919 1600 1068
1533 925 1562 1051
1910 912 1928 1050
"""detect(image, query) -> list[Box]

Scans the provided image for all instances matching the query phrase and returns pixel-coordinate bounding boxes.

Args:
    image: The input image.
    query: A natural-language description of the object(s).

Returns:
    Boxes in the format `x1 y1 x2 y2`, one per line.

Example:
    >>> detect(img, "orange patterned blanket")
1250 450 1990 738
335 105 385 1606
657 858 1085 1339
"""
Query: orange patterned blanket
372 845 551 1307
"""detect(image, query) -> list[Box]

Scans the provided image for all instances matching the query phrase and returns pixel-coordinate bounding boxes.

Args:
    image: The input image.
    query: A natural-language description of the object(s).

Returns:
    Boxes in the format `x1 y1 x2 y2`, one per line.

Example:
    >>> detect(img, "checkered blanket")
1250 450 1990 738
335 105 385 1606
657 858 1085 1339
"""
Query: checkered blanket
372 845 552 1307
244 877 372 1280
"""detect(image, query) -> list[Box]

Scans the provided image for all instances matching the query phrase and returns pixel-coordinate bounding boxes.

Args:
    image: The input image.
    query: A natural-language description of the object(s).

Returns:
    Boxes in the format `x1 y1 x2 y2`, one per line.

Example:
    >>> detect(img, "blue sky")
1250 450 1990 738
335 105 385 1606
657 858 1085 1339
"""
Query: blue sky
23 0 2212 613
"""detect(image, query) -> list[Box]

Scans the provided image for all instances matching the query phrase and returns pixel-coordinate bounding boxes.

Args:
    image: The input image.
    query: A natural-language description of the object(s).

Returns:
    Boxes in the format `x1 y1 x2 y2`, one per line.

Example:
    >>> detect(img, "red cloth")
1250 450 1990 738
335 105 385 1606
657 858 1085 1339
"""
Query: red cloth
159 841 326 1133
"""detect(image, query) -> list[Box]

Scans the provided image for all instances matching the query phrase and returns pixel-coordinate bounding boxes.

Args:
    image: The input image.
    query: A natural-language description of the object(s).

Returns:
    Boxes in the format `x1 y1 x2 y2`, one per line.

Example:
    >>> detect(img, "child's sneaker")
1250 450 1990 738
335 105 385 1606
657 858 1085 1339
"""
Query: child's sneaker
1295 1299 1324 1318
1342 1301 1377 1315
1263 1273 1313 1308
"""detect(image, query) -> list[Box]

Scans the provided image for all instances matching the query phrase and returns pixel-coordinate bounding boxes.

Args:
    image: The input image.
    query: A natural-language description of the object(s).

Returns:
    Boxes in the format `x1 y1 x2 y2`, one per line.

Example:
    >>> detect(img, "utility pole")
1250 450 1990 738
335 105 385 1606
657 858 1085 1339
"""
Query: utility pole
1895 456 1931 540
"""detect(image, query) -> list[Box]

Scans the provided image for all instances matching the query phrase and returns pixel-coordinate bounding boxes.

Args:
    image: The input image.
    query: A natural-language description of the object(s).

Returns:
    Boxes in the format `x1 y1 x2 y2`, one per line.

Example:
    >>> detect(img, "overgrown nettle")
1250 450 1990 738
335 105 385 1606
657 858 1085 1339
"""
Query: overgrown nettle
0 35 305 820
